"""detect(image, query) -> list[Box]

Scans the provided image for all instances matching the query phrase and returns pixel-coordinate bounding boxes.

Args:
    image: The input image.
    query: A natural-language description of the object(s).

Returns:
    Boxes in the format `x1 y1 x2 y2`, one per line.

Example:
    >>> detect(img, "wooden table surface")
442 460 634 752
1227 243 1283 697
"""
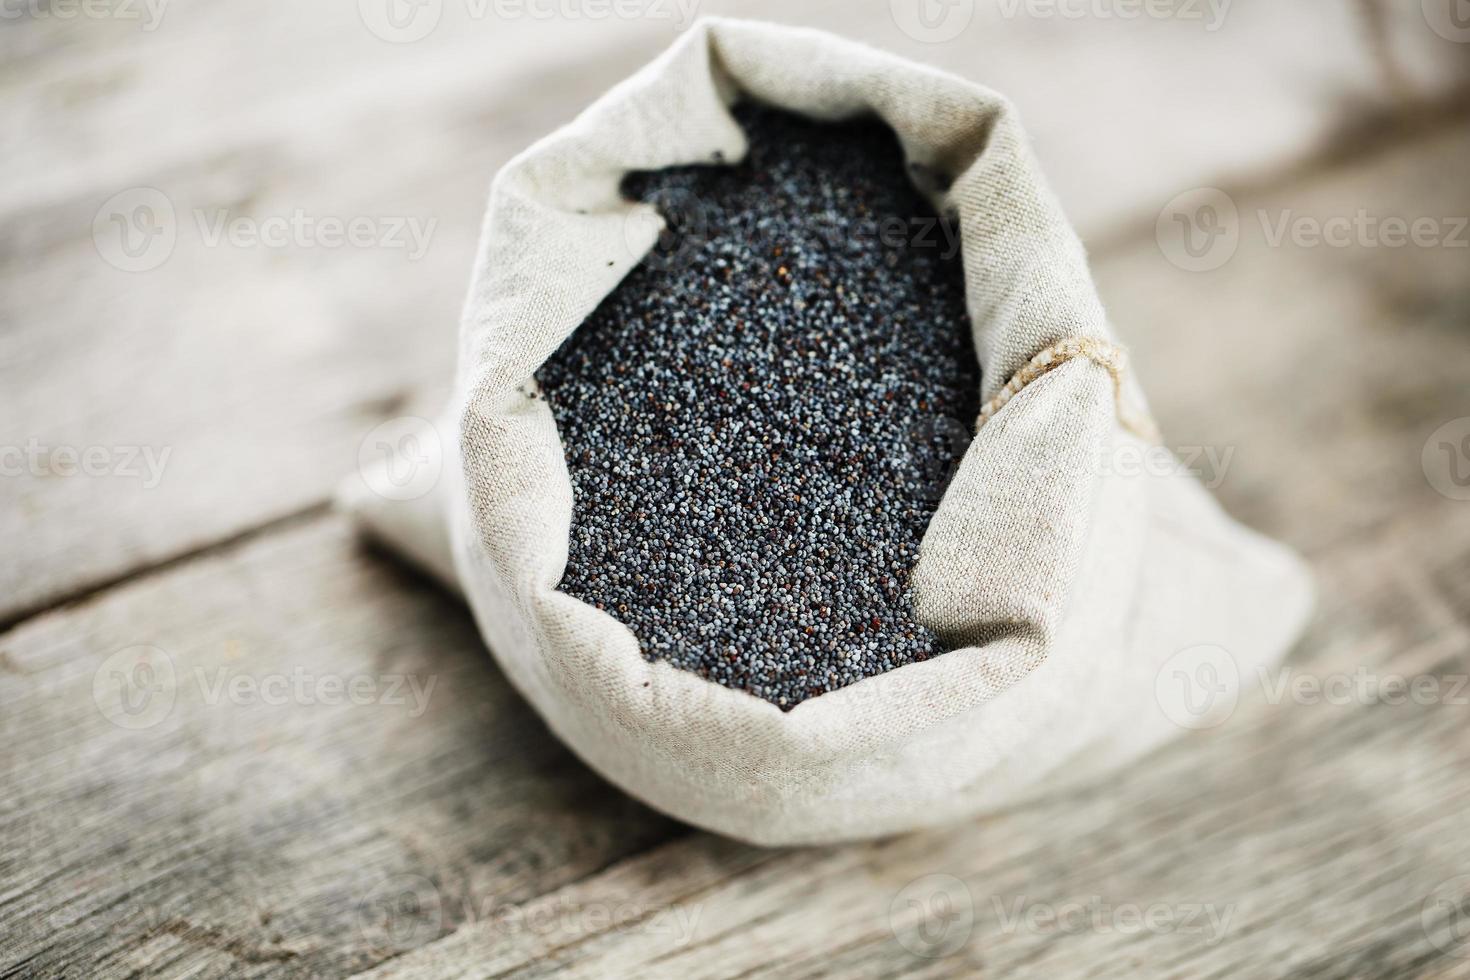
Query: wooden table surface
4 2 1470 977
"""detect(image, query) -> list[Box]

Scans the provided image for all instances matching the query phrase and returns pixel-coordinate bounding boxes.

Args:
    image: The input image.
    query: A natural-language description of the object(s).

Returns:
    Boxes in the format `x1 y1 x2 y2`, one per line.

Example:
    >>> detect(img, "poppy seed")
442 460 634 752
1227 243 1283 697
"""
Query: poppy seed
538 104 979 709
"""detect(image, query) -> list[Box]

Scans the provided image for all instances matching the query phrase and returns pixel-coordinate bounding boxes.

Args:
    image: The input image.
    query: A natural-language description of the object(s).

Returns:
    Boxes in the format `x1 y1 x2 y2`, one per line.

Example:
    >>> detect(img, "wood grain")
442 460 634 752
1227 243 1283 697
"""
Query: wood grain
4 6 1470 978
1098 123 1470 555
364 505 1470 979
0 517 683 979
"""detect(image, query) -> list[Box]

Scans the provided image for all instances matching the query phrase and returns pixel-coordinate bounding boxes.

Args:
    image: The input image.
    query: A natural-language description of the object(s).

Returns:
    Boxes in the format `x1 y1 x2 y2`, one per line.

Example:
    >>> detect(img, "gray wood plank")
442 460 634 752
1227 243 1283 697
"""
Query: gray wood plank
0 35 657 627
352 503 1470 980
0 516 683 979
1098 122 1470 554
1 0 1450 624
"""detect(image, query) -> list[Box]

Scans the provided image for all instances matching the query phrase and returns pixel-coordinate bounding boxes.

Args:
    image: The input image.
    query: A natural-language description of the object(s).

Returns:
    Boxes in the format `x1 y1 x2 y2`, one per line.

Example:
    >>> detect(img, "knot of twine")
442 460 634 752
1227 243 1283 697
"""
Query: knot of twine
975 336 1160 442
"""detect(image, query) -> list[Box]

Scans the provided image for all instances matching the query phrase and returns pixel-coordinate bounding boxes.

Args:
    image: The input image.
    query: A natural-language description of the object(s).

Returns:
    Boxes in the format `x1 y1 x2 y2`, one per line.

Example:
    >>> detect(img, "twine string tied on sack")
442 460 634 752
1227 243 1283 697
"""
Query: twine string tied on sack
975 336 1160 442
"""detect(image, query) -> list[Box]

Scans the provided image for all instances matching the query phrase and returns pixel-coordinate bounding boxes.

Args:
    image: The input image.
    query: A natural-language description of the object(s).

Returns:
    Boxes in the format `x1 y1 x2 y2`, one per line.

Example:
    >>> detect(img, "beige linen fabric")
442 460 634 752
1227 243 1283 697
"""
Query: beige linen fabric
341 19 1313 845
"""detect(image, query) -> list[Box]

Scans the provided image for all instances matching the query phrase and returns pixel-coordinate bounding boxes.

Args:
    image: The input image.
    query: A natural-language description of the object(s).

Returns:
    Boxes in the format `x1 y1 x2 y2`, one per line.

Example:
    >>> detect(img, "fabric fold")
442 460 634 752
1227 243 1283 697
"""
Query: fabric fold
339 18 1313 845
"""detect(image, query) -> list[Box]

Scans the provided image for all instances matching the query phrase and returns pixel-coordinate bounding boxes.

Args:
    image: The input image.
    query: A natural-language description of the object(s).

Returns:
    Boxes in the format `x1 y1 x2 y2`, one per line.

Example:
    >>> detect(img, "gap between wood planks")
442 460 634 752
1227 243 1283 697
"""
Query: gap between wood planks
0 503 330 635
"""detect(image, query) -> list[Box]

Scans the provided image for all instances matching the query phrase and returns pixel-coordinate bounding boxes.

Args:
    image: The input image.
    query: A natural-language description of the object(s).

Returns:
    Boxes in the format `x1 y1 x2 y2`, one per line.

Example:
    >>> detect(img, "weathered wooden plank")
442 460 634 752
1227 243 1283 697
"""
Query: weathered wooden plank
0 516 684 979
360 501 1470 980
3 0 1442 231
1097 122 1470 554
3 15 1467 979
1 0 1447 623
0 37 656 627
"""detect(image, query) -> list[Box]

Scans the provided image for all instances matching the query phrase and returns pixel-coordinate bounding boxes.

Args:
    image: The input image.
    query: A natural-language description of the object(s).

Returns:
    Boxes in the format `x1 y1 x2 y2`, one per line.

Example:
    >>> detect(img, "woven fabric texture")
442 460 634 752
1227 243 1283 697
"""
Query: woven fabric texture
341 18 1314 845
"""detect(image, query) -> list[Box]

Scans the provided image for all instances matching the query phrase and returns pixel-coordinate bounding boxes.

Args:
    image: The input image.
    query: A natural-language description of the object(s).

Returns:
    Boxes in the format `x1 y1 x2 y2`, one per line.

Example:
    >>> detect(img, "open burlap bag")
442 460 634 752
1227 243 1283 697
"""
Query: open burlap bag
341 18 1313 845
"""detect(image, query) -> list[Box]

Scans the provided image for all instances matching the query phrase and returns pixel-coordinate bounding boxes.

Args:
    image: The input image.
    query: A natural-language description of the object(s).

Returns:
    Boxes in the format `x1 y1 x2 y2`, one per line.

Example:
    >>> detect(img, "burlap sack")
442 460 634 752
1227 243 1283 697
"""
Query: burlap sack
341 18 1313 845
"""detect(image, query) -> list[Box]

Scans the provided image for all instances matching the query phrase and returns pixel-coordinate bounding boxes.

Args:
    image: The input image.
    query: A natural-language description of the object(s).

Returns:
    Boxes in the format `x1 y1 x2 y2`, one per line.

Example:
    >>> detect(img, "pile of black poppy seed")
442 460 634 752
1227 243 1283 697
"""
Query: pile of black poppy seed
537 103 980 709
